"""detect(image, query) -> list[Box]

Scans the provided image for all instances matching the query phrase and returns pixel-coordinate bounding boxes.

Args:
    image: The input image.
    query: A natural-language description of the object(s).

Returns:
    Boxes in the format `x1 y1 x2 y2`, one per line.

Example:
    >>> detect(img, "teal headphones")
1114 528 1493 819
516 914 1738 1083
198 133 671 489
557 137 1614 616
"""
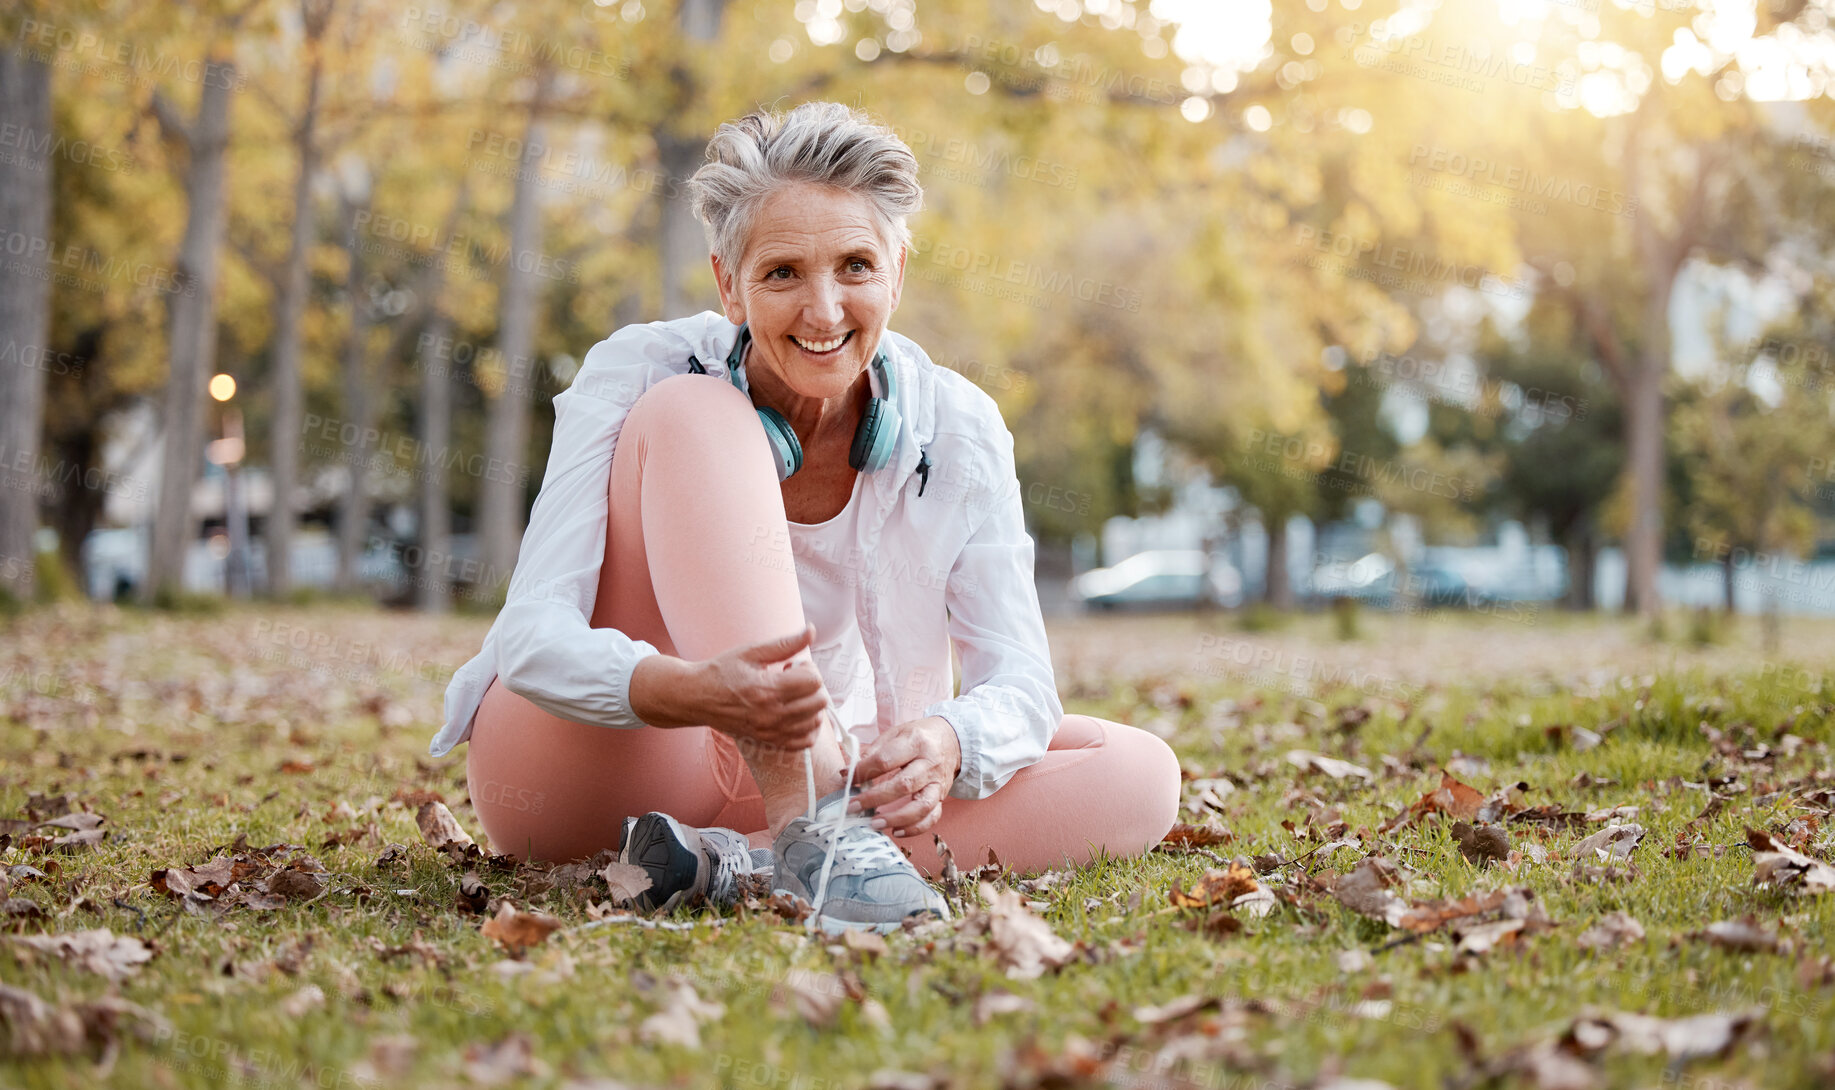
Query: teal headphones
688 324 902 482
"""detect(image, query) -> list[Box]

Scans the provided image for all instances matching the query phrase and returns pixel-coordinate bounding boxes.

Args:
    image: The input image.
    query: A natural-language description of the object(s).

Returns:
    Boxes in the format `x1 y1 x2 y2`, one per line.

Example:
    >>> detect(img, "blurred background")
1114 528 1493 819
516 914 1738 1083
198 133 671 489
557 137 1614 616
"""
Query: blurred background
2 0 1834 631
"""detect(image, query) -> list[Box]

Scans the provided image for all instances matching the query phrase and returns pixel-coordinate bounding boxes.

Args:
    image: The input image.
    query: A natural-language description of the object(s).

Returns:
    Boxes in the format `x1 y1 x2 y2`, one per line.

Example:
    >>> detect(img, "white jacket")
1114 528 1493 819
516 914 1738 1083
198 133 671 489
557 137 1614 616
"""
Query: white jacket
427 311 1064 800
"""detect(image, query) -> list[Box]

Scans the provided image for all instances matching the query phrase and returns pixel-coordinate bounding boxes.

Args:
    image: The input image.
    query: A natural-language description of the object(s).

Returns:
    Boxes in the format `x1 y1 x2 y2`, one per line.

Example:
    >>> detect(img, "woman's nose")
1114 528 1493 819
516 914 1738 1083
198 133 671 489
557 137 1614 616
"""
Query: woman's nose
803 274 845 327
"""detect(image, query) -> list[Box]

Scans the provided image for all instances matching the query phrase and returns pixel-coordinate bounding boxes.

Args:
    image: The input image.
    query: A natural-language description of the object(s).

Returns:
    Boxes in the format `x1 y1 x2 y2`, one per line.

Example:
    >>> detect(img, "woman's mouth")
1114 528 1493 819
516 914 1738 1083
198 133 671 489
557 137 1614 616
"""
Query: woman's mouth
789 331 853 356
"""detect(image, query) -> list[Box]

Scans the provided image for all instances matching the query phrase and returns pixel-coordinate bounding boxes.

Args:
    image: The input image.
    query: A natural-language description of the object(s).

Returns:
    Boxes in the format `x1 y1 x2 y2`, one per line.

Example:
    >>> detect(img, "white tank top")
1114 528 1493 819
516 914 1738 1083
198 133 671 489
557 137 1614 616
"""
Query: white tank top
786 470 879 734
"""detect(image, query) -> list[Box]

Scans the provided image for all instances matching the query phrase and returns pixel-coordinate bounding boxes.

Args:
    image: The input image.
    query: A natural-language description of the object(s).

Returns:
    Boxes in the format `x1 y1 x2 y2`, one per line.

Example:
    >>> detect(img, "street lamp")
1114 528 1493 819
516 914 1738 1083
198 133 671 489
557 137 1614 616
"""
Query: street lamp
206 373 251 598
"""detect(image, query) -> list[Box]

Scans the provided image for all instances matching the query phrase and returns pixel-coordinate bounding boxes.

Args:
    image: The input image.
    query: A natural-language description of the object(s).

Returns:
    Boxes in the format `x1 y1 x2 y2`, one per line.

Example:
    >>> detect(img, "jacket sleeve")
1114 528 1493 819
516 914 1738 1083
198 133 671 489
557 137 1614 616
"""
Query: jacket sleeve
427 323 682 756
923 427 1063 799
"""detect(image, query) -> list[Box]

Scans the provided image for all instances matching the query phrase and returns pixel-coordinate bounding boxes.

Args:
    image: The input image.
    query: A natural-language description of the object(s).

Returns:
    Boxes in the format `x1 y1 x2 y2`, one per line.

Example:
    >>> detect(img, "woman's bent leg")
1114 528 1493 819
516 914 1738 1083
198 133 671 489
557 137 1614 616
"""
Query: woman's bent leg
466 373 839 861
891 715 1182 876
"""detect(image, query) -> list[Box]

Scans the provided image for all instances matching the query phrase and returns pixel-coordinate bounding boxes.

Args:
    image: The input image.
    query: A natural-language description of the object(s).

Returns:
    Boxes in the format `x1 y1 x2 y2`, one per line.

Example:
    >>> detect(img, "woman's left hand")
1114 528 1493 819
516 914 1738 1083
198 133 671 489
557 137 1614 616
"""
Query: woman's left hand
848 715 961 837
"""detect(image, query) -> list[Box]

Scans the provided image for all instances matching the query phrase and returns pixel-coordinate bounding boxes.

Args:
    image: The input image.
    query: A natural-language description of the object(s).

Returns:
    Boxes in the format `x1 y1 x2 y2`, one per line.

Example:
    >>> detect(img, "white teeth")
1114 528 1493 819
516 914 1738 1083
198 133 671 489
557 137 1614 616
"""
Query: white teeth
792 333 848 353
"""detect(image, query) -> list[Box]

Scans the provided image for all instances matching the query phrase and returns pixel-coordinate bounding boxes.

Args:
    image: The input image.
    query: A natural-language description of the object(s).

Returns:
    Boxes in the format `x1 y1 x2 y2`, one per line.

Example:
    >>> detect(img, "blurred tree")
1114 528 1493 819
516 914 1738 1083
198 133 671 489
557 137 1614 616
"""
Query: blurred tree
0 49 54 602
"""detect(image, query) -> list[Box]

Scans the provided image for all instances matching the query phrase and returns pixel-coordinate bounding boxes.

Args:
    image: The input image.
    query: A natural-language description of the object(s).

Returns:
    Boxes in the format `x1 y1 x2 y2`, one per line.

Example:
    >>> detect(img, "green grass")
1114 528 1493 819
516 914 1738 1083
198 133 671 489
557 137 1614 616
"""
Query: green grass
1 605 1831 1088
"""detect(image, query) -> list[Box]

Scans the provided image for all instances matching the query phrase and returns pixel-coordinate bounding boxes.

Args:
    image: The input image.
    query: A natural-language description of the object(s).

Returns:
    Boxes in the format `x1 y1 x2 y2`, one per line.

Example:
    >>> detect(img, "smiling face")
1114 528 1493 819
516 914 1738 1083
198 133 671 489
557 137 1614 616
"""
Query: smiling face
711 181 906 404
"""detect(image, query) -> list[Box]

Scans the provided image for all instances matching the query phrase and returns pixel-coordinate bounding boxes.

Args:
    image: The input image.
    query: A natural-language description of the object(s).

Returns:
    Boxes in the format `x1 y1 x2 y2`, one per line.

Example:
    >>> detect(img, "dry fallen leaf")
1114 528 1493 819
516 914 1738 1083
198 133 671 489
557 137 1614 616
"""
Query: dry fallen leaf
1564 1008 1762 1062
772 967 847 1028
1159 822 1235 848
1286 750 1375 781
0 983 168 1057
1168 863 1259 909
1575 912 1645 950
479 901 562 956
9 929 154 981
462 1032 546 1085
972 990 1035 1025
416 801 476 852
1691 917 1782 954
1331 858 1408 927
1571 823 1644 863
1452 822 1511 866
638 981 725 1047
598 861 653 907
968 883 1076 980
1748 827 1835 894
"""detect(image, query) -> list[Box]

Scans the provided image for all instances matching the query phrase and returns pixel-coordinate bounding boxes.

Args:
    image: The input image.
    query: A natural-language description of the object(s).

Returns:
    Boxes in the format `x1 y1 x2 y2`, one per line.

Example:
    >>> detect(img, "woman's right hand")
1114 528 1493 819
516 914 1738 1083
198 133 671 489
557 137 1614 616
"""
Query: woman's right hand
628 624 830 749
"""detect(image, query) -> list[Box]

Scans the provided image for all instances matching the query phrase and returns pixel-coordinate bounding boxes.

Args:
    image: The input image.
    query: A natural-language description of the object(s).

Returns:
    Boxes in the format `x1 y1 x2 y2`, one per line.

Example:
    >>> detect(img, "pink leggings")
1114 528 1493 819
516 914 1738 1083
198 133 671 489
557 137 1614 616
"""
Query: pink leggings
465 372 1182 875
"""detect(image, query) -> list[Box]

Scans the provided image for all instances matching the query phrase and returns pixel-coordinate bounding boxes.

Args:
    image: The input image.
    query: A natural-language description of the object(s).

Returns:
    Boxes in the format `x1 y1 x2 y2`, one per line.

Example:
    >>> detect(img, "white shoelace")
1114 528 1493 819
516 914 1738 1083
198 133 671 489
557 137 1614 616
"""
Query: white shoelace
803 704 864 925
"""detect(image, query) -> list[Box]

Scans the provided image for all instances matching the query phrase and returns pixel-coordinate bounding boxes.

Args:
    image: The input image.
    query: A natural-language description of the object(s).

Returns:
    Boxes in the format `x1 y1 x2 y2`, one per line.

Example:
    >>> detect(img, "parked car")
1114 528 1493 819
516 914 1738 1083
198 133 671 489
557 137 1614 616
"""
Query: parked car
1071 550 1244 611
1307 552 1396 605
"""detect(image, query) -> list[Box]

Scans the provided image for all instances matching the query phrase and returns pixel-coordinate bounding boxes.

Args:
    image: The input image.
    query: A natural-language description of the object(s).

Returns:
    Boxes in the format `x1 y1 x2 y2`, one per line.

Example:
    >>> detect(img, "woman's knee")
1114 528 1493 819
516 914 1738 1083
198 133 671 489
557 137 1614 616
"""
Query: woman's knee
626 371 757 440
1105 720 1182 843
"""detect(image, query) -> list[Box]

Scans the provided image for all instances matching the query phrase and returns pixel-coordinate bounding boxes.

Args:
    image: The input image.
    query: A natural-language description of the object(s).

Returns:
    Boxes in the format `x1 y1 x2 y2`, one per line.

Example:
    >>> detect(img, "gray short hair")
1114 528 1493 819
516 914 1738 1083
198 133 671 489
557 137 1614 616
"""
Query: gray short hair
687 102 923 278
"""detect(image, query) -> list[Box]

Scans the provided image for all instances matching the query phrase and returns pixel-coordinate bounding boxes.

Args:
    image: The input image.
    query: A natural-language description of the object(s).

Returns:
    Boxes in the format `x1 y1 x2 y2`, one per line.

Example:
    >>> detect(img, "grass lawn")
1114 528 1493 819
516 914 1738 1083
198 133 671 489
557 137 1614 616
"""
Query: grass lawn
1 603 1832 1089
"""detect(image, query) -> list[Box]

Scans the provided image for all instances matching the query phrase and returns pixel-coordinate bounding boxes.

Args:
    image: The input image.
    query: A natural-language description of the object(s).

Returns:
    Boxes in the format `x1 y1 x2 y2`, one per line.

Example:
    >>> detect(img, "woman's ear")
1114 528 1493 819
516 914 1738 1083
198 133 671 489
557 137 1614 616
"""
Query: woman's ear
711 252 745 325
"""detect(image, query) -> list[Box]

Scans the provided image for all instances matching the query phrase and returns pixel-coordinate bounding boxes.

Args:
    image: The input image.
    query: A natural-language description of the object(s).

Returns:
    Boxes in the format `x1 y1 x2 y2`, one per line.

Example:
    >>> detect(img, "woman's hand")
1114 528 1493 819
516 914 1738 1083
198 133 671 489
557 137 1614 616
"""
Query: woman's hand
848 715 962 837
629 625 831 750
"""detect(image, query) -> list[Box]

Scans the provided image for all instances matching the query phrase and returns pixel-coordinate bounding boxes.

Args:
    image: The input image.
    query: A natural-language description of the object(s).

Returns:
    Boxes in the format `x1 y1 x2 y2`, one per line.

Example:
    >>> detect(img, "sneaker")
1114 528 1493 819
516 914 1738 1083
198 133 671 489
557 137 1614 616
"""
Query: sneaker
772 789 951 934
618 812 770 913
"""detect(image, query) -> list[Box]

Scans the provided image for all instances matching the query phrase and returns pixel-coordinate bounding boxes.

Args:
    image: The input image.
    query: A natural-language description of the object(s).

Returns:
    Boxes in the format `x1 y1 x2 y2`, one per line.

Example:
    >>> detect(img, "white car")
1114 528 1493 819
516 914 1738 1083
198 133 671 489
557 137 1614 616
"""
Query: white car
1071 550 1244 611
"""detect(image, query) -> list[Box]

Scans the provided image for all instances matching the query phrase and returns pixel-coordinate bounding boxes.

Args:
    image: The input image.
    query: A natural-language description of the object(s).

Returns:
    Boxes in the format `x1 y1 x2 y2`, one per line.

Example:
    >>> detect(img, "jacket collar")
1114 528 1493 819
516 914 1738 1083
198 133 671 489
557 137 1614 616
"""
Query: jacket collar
683 313 936 493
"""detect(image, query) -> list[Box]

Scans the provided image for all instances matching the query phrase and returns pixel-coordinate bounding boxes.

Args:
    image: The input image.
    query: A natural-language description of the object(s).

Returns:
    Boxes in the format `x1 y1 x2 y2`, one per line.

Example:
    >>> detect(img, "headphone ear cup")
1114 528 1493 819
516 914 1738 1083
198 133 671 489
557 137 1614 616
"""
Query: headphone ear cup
850 397 902 472
756 408 803 481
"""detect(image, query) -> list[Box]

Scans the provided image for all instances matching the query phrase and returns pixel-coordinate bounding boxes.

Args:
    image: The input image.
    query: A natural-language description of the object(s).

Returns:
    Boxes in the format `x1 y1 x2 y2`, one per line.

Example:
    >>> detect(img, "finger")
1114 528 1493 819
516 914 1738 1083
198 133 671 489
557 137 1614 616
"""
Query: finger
872 791 934 831
768 669 824 700
883 787 944 836
852 735 913 785
852 765 925 812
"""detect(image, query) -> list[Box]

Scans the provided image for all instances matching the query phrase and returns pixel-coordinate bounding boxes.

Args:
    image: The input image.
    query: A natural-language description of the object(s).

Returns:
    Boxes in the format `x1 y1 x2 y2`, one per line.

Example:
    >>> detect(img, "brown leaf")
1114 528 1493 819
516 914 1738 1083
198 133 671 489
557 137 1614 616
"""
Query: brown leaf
265 867 327 901
1575 912 1645 950
598 861 653 907
1160 822 1236 848
1564 1009 1761 1062
46 828 105 853
1747 827 1835 894
461 1032 546 1085
972 990 1035 1025
9 929 154 981
479 901 561 956
1331 858 1407 926
968 883 1076 980
841 929 889 958
1690 917 1782 954
1571 823 1645 862
771 967 847 1028
415 801 476 852
1452 821 1511 866
638 981 724 1047
37 813 104 832
456 871 490 914
0 983 168 1057
1286 750 1374 781
1168 863 1259 909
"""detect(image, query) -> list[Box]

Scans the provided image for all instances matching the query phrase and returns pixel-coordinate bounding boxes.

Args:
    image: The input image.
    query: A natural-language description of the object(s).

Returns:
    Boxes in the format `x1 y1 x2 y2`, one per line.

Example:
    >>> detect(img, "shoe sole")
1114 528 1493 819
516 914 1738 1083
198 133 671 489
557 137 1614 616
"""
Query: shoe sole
620 813 708 914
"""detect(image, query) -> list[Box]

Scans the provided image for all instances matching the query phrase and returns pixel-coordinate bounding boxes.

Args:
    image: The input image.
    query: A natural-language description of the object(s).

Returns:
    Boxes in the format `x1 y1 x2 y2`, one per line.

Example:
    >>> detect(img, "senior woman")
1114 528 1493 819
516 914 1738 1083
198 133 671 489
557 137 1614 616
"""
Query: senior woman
428 102 1181 932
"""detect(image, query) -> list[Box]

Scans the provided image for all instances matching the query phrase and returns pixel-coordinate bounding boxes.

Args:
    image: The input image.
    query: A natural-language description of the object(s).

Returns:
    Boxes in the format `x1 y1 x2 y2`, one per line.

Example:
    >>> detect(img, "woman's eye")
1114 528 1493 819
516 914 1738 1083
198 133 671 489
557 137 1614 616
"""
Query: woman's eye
768 266 793 280
847 259 871 274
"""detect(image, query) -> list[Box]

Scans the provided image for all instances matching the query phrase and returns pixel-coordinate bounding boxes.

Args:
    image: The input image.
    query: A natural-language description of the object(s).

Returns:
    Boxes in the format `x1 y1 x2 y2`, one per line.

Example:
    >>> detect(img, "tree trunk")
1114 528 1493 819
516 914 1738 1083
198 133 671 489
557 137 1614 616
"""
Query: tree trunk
1563 517 1596 611
1721 552 1736 614
267 43 324 597
0 52 53 603
417 309 454 612
1622 355 1665 619
336 194 373 592
146 58 236 603
477 76 552 579
656 0 728 320
1264 514 1292 610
